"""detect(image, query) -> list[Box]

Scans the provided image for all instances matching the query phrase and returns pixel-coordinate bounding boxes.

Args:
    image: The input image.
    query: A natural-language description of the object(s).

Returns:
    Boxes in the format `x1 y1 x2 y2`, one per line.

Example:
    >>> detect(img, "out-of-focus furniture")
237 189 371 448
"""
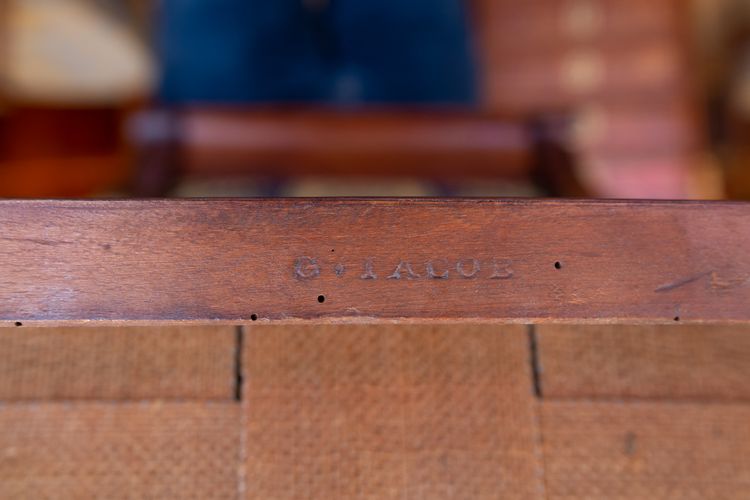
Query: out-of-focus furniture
133 0 586 197
726 102 750 199
723 9 750 199
135 0 703 198
474 0 704 198
133 108 581 196
0 106 131 198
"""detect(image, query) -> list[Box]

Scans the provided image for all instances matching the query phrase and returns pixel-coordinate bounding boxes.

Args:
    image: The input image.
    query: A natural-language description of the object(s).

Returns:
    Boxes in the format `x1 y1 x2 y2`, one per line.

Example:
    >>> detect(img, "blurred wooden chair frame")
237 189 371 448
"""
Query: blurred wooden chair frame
130 0 585 197
131 108 583 196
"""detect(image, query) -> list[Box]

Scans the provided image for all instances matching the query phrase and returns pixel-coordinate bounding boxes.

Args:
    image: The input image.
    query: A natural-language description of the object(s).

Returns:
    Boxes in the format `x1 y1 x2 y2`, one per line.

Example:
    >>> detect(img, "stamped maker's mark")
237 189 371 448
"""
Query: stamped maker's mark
294 257 514 281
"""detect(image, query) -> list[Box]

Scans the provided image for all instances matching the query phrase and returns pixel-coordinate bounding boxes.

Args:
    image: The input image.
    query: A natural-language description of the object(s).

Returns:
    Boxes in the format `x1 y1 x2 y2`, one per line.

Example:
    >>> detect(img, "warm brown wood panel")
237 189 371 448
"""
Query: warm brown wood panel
541 401 750 499
0 402 240 499
178 109 532 180
485 41 687 106
0 199 748 324
537 325 750 401
0 326 237 400
570 99 699 156
243 324 541 499
476 0 681 52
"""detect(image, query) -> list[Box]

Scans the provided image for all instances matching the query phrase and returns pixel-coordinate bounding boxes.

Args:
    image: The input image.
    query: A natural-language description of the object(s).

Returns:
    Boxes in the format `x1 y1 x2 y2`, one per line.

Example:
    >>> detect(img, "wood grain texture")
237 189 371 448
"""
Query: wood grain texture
541 401 750 499
0 402 240 499
0 326 237 400
243 324 542 499
0 199 748 324
537 325 750 401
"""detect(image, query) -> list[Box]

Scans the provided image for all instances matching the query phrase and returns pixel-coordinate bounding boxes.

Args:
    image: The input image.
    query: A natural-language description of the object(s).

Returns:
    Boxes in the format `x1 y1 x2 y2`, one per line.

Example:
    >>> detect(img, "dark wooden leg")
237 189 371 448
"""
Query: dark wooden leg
432 181 460 197
131 110 182 197
529 115 587 197
258 177 287 198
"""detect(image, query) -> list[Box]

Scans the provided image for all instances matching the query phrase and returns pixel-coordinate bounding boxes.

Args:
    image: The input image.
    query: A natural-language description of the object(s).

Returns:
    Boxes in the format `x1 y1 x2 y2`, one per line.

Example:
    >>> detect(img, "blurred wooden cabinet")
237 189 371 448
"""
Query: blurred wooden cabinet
474 0 704 198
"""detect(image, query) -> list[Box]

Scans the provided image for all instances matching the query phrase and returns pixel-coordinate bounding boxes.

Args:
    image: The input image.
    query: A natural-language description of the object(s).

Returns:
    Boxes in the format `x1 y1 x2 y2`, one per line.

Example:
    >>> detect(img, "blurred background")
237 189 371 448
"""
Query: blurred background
0 0 749 199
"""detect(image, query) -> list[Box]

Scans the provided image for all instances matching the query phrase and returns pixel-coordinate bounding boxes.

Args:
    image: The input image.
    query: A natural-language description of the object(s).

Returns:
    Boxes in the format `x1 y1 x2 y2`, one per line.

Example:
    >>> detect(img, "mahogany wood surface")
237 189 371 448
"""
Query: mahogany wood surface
0 198 748 325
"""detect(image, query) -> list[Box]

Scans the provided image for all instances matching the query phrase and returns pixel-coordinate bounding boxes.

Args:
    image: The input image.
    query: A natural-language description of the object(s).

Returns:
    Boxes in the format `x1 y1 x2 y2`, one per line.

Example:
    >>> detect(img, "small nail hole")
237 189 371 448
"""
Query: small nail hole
554 262 562 270
317 295 326 304
250 314 258 321
14 322 22 327
674 316 680 322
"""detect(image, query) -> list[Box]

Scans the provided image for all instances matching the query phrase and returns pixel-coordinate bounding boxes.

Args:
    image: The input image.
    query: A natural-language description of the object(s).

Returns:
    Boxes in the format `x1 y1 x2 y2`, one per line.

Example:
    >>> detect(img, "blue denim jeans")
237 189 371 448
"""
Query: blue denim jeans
158 0 477 104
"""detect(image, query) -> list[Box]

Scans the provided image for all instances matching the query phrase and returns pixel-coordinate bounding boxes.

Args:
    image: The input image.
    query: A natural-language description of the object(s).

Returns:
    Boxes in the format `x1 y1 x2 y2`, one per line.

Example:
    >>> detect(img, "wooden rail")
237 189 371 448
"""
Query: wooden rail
178 109 533 179
0 199 748 325
132 109 582 196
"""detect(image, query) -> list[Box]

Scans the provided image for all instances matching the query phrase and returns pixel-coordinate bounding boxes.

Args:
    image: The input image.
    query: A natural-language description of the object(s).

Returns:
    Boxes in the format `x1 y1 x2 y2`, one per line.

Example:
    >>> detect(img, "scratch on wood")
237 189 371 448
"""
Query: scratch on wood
655 271 712 293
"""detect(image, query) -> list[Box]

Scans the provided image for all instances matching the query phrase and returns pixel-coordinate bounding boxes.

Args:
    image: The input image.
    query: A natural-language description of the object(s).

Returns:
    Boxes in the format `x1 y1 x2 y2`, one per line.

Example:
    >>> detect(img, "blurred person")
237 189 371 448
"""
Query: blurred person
158 0 477 105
